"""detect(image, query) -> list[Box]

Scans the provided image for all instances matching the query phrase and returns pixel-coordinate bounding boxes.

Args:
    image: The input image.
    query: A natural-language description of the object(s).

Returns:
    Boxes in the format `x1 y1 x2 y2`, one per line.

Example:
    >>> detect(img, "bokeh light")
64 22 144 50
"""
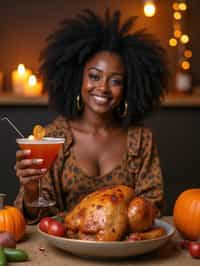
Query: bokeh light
172 2 179 11
169 38 178 47
174 12 182 20
180 34 189 44
174 30 182 38
179 3 187 11
181 61 190 70
184 50 192 58
144 1 156 17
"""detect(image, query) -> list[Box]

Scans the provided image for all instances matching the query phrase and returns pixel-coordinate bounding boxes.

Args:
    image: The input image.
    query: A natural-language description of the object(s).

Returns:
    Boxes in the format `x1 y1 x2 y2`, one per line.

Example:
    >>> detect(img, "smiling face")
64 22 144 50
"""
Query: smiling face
81 51 125 116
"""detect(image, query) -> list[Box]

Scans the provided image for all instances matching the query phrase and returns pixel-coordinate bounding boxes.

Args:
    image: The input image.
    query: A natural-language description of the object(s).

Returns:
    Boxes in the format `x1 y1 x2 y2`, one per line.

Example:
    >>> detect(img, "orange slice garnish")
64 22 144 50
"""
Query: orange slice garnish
33 125 46 140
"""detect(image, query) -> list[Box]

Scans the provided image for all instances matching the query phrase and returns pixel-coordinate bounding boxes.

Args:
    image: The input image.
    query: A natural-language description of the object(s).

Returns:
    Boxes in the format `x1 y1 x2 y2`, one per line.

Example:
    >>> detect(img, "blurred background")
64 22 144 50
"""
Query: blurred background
0 0 199 214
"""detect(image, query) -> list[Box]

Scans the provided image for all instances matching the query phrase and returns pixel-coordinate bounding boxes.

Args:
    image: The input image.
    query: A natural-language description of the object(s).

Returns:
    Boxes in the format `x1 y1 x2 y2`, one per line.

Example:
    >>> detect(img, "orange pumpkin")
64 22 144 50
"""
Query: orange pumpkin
0 193 26 241
173 189 200 240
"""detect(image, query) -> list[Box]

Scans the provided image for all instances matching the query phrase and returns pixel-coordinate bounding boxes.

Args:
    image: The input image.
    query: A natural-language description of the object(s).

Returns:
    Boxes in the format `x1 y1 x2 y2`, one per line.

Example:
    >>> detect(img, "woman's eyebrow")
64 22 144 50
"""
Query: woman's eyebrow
87 67 124 76
87 67 102 72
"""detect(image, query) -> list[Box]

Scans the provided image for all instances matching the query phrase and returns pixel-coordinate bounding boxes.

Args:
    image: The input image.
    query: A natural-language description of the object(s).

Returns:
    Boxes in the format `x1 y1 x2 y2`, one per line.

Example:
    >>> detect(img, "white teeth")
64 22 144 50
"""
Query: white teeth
93 95 109 104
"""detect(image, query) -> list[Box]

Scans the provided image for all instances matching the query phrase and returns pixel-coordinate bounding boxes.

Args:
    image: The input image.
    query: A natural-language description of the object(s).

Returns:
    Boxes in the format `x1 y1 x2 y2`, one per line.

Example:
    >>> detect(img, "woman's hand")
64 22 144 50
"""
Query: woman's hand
15 149 47 187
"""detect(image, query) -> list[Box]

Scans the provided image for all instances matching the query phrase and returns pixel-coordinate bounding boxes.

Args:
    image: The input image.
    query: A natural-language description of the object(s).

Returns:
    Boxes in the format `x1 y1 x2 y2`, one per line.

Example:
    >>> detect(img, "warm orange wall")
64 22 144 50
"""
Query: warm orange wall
0 0 198 90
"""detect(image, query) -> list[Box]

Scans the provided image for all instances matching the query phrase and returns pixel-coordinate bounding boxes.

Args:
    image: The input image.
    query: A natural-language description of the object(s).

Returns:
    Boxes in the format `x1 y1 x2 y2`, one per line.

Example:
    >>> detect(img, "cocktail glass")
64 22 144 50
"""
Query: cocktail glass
16 137 65 207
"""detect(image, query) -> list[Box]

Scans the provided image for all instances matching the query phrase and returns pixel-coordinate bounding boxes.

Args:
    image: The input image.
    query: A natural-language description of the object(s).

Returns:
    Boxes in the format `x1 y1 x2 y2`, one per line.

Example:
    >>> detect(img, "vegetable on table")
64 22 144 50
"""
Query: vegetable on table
0 194 26 242
3 248 28 262
39 217 53 233
180 240 200 259
189 242 200 258
173 189 200 240
0 232 16 248
47 220 66 237
39 216 66 237
0 248 7 266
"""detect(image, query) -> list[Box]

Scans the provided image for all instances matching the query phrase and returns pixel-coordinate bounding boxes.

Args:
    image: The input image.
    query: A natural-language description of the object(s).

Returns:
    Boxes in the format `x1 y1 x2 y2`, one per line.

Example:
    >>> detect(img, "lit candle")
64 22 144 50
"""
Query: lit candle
144 1 156 17
12 64 31 95
24 74 43 96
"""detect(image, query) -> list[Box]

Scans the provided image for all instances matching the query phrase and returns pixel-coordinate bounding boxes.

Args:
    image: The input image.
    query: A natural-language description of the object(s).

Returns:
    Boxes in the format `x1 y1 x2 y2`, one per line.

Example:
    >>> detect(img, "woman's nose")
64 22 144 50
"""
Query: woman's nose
98 79 109 92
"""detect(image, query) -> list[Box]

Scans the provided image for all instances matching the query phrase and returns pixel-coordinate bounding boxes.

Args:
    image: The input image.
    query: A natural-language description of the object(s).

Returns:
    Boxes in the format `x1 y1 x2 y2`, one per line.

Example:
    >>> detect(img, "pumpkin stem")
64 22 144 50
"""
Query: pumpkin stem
0 193 7 209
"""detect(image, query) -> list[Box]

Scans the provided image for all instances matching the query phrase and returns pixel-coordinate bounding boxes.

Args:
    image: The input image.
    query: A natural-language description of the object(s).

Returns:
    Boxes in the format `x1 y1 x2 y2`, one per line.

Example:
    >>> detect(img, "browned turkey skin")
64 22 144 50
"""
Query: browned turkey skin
64 185 165 241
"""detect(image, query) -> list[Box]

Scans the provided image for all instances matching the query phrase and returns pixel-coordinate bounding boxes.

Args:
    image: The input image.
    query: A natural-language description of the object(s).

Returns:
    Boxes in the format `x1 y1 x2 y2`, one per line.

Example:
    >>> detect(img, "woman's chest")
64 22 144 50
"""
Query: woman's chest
72 131 127 177
61 153 135 204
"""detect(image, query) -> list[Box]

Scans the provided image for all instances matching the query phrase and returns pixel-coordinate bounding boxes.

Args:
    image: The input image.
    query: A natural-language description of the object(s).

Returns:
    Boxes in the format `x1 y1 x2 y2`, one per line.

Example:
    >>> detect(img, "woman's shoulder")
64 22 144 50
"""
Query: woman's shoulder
45 116 73 144
127 125 153 156
45 116 73 154
45 116 70 137
128 125 152 135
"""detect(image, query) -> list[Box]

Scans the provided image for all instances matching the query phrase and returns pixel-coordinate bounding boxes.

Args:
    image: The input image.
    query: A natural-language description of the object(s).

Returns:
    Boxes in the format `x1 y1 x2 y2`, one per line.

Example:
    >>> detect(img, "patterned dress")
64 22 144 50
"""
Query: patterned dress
14 116 164 224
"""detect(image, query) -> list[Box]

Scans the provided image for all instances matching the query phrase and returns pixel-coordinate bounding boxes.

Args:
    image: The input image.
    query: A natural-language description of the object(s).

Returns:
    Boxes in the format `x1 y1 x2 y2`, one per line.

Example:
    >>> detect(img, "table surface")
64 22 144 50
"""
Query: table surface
12 217 199 266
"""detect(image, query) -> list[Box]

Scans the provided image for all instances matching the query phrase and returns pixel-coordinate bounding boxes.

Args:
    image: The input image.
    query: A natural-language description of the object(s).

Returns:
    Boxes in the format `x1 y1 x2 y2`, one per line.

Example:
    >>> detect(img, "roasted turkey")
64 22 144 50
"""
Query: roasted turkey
64 185 162 241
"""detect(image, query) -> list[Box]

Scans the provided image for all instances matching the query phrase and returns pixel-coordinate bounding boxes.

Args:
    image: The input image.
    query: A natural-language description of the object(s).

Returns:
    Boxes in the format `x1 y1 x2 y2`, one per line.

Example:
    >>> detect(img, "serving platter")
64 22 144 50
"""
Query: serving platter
37 219 175 258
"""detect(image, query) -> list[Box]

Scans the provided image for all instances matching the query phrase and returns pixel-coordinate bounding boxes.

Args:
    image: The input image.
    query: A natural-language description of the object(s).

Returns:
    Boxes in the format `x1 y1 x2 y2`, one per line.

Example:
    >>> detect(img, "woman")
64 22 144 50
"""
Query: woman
14 9 167 224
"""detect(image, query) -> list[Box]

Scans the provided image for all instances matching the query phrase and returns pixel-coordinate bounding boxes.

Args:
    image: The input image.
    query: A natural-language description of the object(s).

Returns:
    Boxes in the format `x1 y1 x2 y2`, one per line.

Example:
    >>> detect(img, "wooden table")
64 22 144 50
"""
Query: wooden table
12 217 199 266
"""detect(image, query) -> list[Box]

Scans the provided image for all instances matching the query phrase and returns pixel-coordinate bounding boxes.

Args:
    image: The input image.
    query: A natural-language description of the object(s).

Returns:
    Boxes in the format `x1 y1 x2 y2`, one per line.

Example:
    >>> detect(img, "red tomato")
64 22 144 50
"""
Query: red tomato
47 220 66 237
180 240 190 249
189 242 200 258
39 217 53 233
127 233 144 242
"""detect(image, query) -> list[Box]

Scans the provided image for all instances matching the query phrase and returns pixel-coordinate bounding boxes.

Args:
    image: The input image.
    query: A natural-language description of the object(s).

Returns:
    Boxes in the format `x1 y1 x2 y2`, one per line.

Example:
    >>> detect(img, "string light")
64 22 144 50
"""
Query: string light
184 50 192 58
144 1 156 17
179 2 187 11
180 34 189 44
174 30 182 38
170 1 192 93
181 61 190 70
172 2 179 10
174 11 182 20
169 38 178 47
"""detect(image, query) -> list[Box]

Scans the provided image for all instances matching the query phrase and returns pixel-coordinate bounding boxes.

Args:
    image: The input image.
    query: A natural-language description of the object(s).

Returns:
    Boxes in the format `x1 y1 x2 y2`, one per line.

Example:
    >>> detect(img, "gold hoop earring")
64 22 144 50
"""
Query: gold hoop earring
119 101 128 118
76 95 84 111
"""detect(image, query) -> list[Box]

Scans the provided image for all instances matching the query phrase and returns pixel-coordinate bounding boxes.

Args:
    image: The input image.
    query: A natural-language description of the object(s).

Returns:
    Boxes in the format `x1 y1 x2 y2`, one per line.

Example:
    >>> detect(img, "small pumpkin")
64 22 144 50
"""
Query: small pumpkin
0 193 26 242
173 189 200 240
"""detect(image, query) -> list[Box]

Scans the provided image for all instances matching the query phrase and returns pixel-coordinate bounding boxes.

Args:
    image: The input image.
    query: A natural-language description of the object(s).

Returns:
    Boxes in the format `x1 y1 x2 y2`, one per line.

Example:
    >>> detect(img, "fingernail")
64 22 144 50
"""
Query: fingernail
24 150 31 154
35 159 43 164
41 168 47 173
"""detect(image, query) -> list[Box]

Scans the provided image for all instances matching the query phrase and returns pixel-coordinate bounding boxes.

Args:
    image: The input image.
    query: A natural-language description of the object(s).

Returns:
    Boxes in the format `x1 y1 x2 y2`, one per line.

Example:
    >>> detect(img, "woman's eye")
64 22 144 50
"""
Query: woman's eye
110 79 123 86
88 73 100 81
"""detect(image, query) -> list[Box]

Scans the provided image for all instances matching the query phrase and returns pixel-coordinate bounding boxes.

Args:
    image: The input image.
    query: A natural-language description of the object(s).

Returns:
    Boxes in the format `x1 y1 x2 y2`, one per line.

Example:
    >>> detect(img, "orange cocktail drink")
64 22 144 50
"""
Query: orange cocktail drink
16 137 65 169
16 137 65 207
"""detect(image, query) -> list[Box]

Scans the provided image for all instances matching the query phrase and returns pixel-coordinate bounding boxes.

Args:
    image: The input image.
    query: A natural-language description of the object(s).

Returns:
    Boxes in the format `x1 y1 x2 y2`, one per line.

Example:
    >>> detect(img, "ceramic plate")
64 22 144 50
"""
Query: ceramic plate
37 219 175 258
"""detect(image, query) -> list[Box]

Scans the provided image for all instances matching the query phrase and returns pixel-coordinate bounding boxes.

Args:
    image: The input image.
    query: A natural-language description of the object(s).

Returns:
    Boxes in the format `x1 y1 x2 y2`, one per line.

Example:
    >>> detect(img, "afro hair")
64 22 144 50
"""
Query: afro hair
40 9 168 126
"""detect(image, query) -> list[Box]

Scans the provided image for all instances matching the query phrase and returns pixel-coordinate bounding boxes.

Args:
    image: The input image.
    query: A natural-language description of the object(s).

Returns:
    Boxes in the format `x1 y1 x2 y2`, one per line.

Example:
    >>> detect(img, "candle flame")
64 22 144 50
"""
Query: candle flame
28 75 37 86
144 1 156 17
17 64 26 75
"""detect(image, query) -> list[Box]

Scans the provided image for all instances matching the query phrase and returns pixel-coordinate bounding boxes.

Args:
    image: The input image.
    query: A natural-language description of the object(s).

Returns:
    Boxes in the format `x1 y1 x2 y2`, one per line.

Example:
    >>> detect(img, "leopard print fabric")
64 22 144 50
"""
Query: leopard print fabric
14 116 164 224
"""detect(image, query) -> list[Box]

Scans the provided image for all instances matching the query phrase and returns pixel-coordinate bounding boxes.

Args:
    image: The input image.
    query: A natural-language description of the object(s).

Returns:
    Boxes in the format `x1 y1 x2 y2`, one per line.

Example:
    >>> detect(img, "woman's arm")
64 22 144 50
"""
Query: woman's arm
134 129 164 217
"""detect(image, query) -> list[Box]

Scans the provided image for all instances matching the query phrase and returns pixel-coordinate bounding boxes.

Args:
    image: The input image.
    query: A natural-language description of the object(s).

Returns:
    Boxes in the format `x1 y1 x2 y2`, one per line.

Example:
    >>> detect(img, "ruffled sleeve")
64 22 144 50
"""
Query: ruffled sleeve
14 116 73 224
